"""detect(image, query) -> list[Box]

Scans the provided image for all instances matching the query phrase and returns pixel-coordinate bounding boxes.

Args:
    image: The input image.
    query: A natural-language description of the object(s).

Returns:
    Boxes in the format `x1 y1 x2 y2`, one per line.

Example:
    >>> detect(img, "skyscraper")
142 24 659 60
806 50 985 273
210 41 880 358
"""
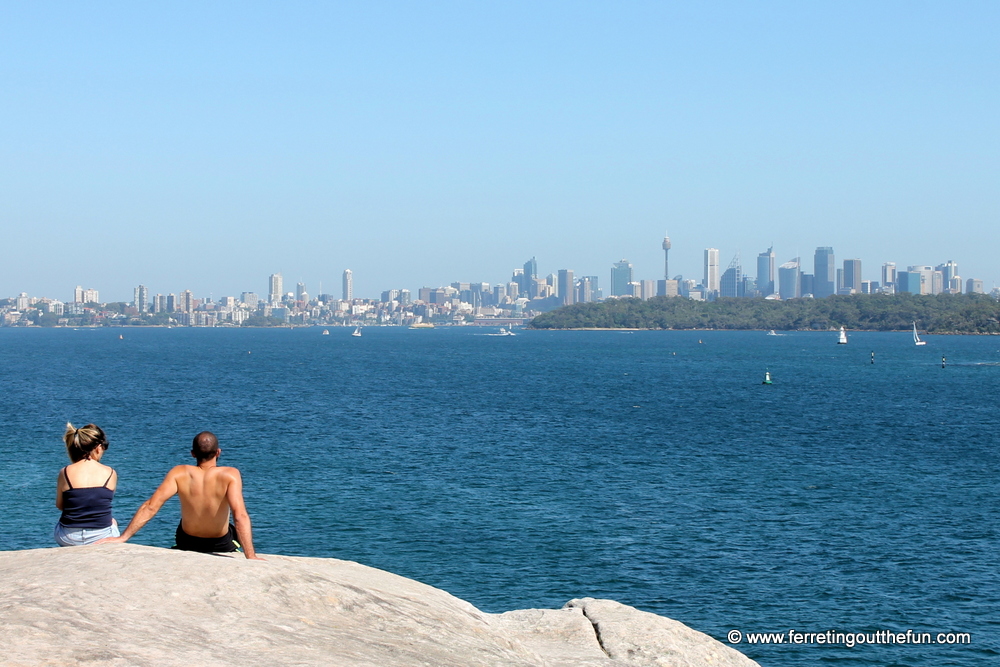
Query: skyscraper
296 282 308 303
178 290 193 313
133 285 149 313
662 233 671 281
719 252 742 298
269 273 283 305
842 259 862 294
778 258 800 300
611 260 633 296
342 269 353 300
814 247 835 298
522 257 537 296
557 269 575 306
704 248 720 296
882 262 896 294
756 246 775 296
937 261 959 293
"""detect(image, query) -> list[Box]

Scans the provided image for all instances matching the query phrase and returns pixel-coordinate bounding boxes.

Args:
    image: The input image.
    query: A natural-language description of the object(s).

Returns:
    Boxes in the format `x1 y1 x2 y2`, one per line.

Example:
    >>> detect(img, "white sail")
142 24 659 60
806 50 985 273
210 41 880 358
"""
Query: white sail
913 322 926 346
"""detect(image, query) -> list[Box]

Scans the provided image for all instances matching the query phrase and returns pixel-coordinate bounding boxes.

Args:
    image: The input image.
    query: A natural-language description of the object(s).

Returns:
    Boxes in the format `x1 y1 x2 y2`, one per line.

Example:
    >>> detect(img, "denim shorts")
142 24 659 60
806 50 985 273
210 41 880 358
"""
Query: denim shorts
54 519 120 547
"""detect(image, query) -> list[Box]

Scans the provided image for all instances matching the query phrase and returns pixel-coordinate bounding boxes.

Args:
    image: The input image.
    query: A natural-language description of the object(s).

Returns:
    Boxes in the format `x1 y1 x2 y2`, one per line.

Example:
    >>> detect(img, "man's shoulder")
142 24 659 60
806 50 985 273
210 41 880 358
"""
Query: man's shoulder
214 466 242 479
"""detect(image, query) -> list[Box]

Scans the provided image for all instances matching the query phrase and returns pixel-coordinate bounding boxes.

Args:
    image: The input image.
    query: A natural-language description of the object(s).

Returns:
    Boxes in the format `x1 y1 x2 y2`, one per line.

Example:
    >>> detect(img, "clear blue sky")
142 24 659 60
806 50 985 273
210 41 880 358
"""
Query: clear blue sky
2 1 997 301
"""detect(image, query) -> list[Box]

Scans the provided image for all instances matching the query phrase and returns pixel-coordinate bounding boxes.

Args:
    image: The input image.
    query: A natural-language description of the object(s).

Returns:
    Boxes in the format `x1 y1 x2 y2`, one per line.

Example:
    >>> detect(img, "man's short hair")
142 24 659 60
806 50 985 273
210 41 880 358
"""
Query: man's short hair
192 431 220 462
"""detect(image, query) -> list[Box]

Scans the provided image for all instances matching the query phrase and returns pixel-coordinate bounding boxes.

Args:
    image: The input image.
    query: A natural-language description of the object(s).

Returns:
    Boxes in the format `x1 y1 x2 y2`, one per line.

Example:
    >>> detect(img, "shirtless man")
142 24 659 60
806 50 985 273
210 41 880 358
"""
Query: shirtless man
100 432 262 559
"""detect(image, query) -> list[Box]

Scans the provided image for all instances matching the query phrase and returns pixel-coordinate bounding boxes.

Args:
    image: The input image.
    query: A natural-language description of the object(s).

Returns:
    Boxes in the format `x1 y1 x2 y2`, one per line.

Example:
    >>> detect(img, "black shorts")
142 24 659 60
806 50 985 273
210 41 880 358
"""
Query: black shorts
174 522 240 553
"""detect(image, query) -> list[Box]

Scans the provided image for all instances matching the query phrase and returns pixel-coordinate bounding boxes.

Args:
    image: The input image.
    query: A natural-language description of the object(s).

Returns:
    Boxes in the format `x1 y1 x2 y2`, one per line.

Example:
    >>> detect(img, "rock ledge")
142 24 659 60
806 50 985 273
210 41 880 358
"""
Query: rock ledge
0 544 758 666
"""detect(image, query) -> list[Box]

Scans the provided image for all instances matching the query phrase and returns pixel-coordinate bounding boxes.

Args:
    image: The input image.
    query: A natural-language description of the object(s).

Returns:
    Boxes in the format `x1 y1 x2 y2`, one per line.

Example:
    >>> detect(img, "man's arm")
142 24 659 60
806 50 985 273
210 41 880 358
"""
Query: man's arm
97 467 181 544
226 470 262 560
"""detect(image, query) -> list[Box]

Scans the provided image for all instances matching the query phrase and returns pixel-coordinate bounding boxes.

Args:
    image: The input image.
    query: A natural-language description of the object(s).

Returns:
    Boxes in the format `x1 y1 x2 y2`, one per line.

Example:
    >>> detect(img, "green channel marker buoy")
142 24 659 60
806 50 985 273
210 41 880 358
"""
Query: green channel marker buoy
762 370 772 385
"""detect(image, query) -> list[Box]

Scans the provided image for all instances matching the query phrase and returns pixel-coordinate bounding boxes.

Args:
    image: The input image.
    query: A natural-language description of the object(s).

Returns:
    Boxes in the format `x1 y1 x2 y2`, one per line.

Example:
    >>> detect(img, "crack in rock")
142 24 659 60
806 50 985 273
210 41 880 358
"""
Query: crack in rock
579 605 611 659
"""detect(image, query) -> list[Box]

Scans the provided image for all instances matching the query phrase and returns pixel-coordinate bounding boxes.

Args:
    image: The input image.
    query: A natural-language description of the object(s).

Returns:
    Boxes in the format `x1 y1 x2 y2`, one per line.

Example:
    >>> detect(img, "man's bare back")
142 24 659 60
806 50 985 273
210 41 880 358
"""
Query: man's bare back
98 432 261 559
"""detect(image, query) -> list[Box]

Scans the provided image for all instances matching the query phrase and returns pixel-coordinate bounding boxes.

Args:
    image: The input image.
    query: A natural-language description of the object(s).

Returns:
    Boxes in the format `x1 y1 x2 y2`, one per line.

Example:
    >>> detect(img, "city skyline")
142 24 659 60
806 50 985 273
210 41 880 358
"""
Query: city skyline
3 4 998 299
11 239 985 310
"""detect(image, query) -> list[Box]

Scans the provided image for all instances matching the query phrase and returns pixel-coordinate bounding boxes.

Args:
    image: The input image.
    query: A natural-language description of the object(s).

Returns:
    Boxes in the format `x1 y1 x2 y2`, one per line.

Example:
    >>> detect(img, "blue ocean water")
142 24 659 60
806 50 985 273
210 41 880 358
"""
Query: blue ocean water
0 327 997 665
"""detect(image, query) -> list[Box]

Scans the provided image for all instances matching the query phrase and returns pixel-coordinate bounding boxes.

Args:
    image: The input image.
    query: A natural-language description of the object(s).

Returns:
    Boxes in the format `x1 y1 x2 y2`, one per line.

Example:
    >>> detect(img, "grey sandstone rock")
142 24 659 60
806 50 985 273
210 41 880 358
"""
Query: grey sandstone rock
0 544 758 667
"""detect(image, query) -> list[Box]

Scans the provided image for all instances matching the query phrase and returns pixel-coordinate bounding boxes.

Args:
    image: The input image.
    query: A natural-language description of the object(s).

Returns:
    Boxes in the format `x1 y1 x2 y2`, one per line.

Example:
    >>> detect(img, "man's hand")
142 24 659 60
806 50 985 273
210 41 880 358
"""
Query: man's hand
94 536 128 545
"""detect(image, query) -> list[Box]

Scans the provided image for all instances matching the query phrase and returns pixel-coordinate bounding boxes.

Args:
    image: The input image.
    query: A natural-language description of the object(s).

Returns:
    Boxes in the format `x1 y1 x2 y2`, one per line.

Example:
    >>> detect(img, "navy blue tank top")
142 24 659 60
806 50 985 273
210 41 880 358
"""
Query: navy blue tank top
59 467 115 529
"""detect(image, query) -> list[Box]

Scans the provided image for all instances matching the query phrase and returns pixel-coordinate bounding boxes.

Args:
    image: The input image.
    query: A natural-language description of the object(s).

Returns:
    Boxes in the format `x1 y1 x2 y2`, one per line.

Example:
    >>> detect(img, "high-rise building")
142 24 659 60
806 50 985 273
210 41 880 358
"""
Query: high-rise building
296 282 308 303
558 269 575 306
154 294 167 313
342 269 353 300
74 286 84 303
931 271 944 295
133 285 149 313
897 271 922 294
778 258 800 300
719 252 742 298
967 278 984 294
882 262 897 294
937 261 959 293
662 233 671 281
814 247 835 298
908 266 934 295
704 248 720 296
269 273 283 305
166 293 176 312
611 260 633 296
843 259 862 294
241 292 259 310
523 257 537 281
178 290 193 313
756 246 775 296
657 279 679 297
800 273 814 296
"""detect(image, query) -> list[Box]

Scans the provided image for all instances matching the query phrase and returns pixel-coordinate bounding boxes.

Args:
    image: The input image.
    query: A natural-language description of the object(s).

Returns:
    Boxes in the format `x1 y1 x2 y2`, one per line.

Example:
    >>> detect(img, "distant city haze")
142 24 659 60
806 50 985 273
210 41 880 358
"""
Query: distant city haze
1 3 998 301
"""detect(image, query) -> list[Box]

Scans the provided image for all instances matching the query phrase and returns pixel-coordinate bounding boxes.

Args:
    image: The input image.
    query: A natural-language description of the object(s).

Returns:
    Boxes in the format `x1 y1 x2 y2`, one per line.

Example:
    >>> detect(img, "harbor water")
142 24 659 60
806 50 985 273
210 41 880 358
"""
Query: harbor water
0 326 996 665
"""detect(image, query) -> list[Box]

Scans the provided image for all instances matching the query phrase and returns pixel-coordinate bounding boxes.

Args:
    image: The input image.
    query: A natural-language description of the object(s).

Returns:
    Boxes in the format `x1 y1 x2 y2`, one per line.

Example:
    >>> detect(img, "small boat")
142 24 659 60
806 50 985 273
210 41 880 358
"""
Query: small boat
409 322 435 329
352 327 362 337
322 329 330 336
837 326 848 345
762 370 772 385
118 334 123 340
913 322 926 346
766 330 779 336
486 327 516 337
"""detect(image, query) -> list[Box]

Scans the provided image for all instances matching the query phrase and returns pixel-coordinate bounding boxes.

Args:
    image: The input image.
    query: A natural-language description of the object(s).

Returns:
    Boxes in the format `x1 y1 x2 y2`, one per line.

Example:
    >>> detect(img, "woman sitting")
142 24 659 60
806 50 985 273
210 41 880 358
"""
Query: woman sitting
54 423 120 546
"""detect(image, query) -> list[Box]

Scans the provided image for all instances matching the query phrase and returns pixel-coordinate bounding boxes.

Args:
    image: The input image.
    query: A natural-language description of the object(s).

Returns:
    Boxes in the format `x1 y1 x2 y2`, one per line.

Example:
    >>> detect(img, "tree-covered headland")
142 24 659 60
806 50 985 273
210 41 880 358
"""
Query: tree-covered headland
529 293 1000 333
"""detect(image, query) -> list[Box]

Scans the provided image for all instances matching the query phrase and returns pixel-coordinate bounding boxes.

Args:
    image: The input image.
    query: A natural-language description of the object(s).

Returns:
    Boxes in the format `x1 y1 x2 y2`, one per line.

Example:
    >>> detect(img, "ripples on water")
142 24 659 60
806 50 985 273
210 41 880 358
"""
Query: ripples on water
1 327 997 666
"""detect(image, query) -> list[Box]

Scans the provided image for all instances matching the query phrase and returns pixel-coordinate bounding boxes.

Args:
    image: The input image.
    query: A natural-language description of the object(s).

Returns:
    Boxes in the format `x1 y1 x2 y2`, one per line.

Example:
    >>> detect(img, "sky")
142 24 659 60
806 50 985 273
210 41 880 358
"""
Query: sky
1 1 998 301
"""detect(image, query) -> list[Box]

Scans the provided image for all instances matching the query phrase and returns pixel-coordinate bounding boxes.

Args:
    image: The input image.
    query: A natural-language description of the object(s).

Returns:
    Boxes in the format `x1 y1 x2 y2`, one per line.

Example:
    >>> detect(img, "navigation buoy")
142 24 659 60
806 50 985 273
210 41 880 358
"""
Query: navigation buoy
871 351 875 365
942 356 946 368
762 370 772 385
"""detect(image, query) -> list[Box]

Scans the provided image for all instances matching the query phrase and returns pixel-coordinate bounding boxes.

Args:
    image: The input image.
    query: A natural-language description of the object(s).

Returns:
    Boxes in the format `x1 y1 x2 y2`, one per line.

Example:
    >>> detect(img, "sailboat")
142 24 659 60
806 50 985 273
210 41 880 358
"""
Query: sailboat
321 329 330 336
352 326 362 337
837 326 848 345
913 322 926 346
